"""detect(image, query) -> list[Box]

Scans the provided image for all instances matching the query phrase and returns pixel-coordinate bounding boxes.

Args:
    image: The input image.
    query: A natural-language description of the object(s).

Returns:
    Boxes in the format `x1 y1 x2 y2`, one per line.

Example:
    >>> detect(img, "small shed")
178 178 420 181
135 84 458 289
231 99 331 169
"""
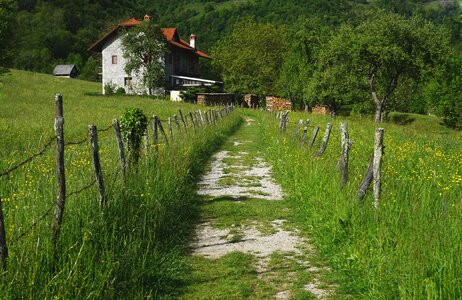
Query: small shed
53 65 78 78
243 94 259 108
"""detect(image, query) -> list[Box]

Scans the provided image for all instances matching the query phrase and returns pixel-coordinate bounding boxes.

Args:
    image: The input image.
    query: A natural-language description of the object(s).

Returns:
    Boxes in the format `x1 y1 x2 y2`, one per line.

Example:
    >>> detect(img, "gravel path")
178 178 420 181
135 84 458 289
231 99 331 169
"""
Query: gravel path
190 117 335 299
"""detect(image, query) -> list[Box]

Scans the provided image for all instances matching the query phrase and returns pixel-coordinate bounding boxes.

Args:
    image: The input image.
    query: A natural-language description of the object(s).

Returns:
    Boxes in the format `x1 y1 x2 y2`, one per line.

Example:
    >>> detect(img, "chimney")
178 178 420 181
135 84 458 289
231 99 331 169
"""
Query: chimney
190 34 197 49
144 14 151 21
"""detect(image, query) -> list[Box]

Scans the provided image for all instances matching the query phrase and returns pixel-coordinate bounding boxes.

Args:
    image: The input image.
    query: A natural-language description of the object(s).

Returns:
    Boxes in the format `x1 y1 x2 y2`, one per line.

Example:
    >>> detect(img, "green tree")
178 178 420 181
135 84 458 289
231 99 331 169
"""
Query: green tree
424 55 462 128
0 0 15 75
277 18 331 110
121 18 167 95
310 12 450 122
306 24 366 115
211 18 287 96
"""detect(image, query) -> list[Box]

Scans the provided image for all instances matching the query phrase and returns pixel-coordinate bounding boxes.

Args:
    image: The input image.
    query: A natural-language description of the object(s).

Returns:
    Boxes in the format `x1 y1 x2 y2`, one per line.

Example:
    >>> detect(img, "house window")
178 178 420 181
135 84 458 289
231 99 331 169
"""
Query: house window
124 77 132 86
112 55 117 64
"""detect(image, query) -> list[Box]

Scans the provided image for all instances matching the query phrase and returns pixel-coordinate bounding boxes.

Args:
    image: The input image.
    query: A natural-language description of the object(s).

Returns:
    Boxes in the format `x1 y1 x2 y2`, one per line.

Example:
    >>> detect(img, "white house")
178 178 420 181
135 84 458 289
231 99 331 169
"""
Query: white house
88 15 221 96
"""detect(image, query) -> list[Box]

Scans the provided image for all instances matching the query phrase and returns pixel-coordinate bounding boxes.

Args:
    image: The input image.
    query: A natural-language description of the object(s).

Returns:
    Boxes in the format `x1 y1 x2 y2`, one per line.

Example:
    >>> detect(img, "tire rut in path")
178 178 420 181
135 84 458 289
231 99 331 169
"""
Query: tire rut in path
189 117 335 299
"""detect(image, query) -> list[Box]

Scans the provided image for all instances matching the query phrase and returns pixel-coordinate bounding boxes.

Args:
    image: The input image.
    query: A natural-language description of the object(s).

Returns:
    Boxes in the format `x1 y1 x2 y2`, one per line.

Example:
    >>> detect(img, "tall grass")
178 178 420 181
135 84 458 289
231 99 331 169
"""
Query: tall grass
258 110 462 299
0 70 242 298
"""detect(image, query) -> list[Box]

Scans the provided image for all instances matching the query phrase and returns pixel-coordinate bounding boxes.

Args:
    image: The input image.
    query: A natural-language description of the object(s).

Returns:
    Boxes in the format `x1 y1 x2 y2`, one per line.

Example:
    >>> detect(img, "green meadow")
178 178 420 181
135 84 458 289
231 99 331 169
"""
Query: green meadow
257 109 462 299
1 70 462 298
0 70 241 298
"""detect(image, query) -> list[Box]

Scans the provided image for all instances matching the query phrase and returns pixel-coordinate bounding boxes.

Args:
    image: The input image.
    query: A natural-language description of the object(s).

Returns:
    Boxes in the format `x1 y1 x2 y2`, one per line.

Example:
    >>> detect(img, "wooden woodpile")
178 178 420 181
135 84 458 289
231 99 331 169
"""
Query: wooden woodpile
311 105 331 115
266 96 292 111
196 93 234 106
243 94 259 108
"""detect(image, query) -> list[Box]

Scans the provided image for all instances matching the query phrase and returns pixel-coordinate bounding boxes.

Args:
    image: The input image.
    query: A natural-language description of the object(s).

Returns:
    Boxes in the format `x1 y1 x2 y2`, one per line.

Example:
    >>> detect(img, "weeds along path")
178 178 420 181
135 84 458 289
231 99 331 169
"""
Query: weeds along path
180 114 336 299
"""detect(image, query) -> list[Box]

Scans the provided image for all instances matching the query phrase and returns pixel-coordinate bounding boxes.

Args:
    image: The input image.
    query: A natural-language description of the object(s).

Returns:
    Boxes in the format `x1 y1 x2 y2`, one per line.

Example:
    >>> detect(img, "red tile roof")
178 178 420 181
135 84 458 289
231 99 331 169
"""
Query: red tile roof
88 18 210 59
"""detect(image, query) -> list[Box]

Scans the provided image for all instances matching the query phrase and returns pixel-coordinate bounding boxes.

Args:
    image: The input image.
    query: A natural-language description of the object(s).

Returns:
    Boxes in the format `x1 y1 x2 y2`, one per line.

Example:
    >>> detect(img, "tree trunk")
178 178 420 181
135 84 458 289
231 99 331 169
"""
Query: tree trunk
374 102 384 123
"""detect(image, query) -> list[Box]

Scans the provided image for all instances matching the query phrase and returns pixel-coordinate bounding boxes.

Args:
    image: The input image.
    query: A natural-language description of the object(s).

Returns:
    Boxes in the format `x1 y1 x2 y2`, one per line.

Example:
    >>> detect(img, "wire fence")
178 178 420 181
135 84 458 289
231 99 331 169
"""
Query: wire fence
270 110 384 208
0 94 236 270
0 136 56 178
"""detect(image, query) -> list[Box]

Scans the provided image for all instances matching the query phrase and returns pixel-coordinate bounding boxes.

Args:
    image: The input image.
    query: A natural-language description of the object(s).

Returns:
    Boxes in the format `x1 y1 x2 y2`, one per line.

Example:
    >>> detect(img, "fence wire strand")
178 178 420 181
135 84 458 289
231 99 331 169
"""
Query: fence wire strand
97 124 113 133
67 179 97 198
65 136 88 146
8 203 54 246
0 136 56 178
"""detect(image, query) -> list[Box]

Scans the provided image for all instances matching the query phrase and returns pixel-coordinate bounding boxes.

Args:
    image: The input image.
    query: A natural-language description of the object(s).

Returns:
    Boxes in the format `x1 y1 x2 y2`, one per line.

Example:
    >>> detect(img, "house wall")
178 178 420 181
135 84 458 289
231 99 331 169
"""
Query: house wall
102 35 147 94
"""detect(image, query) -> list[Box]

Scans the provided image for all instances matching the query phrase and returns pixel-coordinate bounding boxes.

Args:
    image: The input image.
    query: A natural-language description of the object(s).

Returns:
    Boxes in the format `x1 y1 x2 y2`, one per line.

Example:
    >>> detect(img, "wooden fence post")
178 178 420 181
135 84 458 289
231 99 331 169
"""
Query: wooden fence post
357 154 374 202
308 126 319 148
373 128 384 209
152 115 159 153
188 112 196 132
157 118 169 146
204 111 210 125
300 119 310 145
88 125 106 208
168 117 174 142
211 110 216 125
143 132 149 157
196 111 202 127
337 123 351 189
0 197 7 271
178 109 187 130
293 119 303 141
112 119 126 180
173 114 181 131
315 123 332 157
52 93 66 246
199 110 204 126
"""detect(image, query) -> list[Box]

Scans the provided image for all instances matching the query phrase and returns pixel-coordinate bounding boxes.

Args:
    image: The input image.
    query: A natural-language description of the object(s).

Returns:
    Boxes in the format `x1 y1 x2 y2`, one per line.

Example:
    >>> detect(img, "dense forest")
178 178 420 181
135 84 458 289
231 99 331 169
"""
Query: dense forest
1 0 462 125
2 0 459 75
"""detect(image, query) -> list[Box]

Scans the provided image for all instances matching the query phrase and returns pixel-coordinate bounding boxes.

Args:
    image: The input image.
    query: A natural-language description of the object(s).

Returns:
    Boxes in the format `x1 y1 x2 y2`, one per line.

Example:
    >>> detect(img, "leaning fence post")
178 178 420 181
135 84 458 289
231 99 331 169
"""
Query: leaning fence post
300 119 310 145
157 118 169 146
293 119 303 141
315 123 332 157
152 115 159 153
337 123 351 189
0 197 7 271
204 111 210 125
188 112 196 132
373 128 384 209
88 125 106 208
173 114 181 131
178 109 187 130
168 117 174 142
52 93 66 247
308 126 319 148
357 154 374 202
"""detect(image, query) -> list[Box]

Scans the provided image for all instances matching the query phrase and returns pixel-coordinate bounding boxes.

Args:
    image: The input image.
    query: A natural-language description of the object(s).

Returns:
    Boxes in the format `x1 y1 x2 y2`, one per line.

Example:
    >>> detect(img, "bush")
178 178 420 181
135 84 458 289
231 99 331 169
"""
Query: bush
115 87 126 95
120 108 148 165
104 83 115 95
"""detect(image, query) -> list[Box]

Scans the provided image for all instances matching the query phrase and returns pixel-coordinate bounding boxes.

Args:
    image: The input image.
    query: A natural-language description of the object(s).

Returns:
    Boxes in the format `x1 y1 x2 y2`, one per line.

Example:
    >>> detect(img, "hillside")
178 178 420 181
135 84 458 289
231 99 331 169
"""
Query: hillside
5 0 461 78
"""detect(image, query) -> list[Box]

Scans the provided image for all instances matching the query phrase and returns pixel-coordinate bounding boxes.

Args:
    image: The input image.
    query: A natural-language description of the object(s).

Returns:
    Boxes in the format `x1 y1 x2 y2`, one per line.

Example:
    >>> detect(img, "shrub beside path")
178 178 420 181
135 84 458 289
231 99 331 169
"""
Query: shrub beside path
180 116 337 299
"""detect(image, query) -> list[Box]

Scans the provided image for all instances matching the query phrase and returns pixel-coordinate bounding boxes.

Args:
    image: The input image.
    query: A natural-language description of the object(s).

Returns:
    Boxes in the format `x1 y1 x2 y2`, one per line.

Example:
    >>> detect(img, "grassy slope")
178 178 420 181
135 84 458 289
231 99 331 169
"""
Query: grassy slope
260 110 462 298
0 70 242 298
